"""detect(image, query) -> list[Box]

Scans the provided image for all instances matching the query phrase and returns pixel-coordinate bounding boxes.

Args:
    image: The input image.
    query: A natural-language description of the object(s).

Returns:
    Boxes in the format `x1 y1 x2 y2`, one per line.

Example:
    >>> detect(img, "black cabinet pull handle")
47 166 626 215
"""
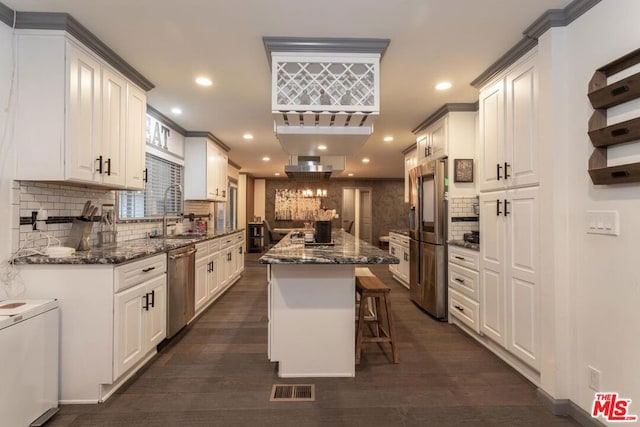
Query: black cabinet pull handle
496 199 502 216
424 147 428 157
504 199 510 217
142 294 149 311
454 305 464 312
142 266 155 273
222 190 226 197
143 168 148 183
96 155 103 174
496 163 502 180
106 158 112 176
611 85 629 97
504 162 510 179
239 246 243 254
150 290 155 308
611 170 630 178
611 128 630 137
455 278 465 284
454 256 465 260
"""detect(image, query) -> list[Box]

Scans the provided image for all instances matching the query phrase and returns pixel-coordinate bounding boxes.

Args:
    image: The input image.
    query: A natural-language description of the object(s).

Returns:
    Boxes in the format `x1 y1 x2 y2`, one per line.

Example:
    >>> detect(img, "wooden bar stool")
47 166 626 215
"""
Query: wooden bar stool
355 275 398 364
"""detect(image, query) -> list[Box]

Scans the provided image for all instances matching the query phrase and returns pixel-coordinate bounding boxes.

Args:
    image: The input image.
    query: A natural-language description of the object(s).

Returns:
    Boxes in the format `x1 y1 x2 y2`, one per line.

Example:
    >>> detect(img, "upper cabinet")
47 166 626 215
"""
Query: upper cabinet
184 135 229 202
403 147 417 203
14 32 147 190
478 51 538 192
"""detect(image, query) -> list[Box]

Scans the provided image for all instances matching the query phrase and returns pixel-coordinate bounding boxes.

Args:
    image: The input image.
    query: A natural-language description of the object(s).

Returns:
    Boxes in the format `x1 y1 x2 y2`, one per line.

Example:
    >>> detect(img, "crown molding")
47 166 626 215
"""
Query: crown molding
0 1 14 27
146 105 187 136
471 0 601 89
184 131 231 152
13 11 154 91
228 159 242 170
412 103 478 135
263 37 390 68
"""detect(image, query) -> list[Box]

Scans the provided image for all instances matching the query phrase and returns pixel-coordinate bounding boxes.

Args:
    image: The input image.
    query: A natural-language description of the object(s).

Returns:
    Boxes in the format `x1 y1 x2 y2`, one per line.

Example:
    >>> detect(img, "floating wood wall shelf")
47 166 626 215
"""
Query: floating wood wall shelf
588 48 640 185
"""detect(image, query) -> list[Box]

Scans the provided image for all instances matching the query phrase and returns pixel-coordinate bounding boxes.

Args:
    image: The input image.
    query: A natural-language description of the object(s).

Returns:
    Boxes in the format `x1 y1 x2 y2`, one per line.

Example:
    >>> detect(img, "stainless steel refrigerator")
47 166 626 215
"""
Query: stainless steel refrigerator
408 158 448 320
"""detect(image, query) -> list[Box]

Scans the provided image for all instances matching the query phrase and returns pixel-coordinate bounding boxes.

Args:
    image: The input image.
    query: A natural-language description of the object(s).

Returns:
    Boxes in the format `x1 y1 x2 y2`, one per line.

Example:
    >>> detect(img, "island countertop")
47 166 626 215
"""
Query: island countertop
259 230 399 265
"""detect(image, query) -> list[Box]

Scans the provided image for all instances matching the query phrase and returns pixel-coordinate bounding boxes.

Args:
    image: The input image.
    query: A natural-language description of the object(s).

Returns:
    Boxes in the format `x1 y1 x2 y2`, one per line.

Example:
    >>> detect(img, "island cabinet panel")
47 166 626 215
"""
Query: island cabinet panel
269 264 356 378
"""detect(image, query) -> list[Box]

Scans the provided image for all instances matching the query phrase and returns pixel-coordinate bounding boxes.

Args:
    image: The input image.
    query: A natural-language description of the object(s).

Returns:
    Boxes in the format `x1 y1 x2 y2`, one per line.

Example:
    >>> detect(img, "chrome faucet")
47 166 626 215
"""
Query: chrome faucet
163 184 183 237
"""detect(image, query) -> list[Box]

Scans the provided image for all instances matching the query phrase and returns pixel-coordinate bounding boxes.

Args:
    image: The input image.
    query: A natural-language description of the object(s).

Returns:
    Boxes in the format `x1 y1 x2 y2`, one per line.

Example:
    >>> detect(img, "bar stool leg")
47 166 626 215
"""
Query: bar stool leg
355 290 367 364
384 294 399 363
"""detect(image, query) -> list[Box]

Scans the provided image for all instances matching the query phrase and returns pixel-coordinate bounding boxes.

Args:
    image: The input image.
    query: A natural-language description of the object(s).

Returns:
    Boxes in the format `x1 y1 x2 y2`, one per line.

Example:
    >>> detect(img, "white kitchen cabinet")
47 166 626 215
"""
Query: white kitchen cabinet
113 273 166 380
15 32 147 189
208 252 221 300
184 136 229 201
389 232 409 289
125 83 147 190
403 147 417 203
478 50 538 192
17 253 166 403
448 245 481 333
194 255 210 313
479 187 539 369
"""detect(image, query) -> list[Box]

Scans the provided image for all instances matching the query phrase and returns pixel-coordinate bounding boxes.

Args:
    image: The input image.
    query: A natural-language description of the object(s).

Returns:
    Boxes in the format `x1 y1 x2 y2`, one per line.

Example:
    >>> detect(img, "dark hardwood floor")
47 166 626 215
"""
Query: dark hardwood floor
48 253 579 426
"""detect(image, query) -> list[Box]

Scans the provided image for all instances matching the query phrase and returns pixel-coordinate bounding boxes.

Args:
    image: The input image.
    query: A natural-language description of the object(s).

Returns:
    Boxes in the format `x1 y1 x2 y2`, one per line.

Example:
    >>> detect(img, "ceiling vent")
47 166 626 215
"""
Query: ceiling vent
264 37 390 156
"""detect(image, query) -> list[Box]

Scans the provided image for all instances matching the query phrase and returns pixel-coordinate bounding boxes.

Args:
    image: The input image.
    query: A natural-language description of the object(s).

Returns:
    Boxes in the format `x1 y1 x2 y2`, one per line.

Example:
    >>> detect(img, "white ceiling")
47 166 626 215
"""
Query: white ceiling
5 0 571 178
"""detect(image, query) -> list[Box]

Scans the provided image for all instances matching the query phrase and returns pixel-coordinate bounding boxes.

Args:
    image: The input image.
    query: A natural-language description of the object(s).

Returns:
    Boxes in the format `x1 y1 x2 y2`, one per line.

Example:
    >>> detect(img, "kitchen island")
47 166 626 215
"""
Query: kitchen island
259 230 398 377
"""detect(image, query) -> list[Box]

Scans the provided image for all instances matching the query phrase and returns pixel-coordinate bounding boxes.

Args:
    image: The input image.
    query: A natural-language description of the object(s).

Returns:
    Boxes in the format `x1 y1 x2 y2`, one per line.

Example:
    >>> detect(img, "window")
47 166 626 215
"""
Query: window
118 154 183 220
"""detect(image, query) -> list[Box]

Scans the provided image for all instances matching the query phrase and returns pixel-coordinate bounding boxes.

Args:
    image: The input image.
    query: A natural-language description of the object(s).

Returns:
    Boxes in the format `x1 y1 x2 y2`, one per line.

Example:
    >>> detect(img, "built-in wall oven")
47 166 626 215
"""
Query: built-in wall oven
408 158 448 320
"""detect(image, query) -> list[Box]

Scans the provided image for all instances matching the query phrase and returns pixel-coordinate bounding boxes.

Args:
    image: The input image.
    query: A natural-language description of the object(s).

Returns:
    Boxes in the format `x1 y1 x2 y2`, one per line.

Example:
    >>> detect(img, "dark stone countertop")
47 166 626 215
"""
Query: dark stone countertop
389 229 410 237
448 240 480 251
12 229 245 265
259 230 399 265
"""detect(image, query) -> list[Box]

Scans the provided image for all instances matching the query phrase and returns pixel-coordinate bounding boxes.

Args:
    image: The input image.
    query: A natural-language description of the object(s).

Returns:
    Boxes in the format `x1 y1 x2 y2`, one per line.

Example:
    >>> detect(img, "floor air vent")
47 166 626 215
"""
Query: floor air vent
270 384 315 402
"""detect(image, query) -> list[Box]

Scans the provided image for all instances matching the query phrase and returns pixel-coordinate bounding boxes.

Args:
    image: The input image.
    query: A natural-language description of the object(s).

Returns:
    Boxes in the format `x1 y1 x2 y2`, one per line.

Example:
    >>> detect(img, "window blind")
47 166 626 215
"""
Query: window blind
118 153 183 219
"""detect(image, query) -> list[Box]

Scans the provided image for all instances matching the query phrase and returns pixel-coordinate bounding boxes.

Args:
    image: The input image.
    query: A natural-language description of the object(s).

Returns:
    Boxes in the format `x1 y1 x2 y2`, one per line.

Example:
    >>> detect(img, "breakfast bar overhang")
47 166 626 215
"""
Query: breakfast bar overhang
259 230 399 377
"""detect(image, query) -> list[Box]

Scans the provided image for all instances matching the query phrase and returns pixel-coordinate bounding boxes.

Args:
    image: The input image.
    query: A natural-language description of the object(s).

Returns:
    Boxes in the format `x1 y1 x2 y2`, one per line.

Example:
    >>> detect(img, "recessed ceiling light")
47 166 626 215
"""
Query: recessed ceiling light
435 81 452 91
195 76 212 86
262 156 270 161
348 173 354 177
383 136 394 142
362 158 370 163
274 172 281 176
317 144 327 151
171 107 182 115
243 133 254 140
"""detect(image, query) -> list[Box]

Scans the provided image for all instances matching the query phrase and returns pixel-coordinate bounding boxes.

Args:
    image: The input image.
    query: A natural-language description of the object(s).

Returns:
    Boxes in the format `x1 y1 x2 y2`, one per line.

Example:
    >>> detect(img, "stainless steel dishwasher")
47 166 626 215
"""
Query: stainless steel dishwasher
167 244 196 338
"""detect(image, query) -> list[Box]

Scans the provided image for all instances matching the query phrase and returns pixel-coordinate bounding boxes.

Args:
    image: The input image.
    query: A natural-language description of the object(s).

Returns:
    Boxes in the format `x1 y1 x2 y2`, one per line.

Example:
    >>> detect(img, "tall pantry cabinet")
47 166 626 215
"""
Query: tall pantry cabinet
478 49 540 371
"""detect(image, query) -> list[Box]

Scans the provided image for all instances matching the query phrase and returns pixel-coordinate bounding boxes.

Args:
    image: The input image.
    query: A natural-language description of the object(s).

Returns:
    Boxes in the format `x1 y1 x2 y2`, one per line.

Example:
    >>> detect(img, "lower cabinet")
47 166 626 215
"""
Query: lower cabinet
448 245 480 333
389 232 409 288
17 253 167 403
193 231 245 318
113 273 166 380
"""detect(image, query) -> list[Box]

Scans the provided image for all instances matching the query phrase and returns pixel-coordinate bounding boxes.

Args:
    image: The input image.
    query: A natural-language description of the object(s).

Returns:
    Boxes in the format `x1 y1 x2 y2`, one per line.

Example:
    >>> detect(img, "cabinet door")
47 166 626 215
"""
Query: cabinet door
479 191 507 345
478 80 505 192
67 42 101 183
236 242 245 275
208 252 221 299
506 187 539 368
101 66 127 187
113 282 146 380
219 153 228 201
207 142 218 200
401 245 410 283
145 274 167 349
388 242 399 275
430 117 448 159
416 134 429 162
194 255 210 313
126 83 147 190
404 148 417 203
505 55 538 188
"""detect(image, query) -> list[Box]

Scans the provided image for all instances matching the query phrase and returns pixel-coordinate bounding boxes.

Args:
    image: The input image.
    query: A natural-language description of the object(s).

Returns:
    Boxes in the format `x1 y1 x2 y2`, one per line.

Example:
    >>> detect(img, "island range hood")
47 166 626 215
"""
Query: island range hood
284 156 343 180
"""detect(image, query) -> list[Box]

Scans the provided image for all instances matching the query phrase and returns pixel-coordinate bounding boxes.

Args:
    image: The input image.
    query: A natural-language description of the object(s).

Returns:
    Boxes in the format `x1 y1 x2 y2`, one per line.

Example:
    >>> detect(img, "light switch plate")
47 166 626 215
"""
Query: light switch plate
586 210 619 236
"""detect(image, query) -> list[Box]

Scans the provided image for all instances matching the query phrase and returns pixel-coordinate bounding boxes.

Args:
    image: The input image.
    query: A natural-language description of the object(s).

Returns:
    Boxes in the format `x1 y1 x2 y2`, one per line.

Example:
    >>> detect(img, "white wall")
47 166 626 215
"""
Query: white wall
539 0 640 418
0 20 16 276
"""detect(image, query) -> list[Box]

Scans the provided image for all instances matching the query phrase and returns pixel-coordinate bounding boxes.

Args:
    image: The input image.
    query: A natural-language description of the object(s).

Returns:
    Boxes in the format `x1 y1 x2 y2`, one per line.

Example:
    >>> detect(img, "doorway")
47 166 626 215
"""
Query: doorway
342 187 372 244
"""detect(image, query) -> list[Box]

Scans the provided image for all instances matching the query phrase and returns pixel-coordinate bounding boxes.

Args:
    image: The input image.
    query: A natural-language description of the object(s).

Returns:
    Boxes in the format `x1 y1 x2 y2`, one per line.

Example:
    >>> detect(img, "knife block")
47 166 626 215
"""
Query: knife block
67 219 94 251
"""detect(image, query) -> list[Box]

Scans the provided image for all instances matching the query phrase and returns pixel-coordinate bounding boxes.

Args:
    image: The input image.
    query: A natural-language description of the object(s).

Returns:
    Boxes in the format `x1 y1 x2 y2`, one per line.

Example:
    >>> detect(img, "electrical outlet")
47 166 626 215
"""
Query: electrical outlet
588 366 601 391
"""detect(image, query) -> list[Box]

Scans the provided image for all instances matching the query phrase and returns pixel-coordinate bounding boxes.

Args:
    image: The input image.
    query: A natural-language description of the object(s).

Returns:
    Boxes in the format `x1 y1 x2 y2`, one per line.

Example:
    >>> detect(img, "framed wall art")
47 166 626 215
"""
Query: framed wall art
454 159 474 183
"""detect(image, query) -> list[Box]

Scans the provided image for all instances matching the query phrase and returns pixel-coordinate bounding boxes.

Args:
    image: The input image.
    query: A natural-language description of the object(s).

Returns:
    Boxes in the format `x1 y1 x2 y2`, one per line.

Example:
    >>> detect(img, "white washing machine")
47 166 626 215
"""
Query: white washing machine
0 299 59 426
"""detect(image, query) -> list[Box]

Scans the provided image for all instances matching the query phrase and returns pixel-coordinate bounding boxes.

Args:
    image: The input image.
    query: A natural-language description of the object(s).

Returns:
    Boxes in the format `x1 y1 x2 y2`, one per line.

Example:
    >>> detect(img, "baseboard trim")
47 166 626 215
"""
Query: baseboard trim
536 389 606 427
